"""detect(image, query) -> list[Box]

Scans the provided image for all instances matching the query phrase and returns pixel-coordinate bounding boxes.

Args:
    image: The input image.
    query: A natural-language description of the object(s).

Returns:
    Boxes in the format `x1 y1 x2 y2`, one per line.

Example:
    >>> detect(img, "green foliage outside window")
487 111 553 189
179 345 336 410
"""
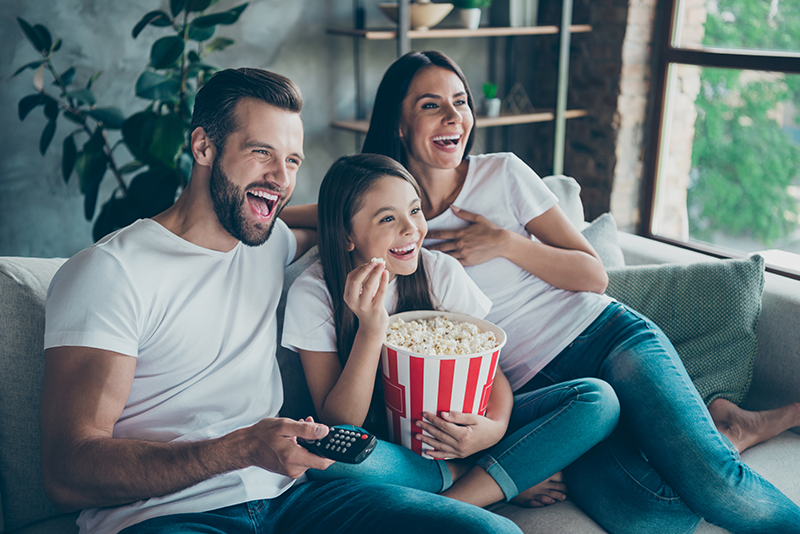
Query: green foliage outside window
688 0 800 245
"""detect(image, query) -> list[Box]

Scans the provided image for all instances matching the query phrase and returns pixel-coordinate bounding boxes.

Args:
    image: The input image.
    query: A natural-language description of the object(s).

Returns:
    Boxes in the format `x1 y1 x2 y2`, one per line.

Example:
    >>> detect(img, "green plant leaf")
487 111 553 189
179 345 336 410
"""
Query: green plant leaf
170 0 186 17
18 93 45 120
118 160 145 174
192 3 248 27
89 107 126 129
187 0 215 13
122 110 159 164
75 145 108 219
57 66 76 86
43 97 59 120
136 71 180 101
86 71 102 90
127 167 181 216
17 17 46 53
32 24 52 53
150 36 186 69
64 109 85 124
51 38 62 52
132 10 172 39
12 60 44 77
149 113 186 167
188 22 216 41
187 50 201 63
62 134 77 183
204 36 234 53
67 89 97 106
40 119 57 155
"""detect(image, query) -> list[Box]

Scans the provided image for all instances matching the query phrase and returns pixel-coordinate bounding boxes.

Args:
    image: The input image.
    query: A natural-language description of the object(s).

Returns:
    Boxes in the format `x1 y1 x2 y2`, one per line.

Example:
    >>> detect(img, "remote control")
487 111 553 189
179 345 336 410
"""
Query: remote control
300 426 377 464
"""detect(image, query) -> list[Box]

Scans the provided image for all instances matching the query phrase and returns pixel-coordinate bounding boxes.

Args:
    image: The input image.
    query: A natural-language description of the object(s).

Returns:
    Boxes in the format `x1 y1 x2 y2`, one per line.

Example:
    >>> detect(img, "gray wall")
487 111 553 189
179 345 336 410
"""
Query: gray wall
1 0 493 258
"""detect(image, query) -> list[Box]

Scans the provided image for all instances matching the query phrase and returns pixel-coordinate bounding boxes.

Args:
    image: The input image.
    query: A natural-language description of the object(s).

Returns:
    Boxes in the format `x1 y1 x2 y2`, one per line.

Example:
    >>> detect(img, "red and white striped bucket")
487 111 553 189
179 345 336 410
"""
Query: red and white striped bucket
380 311 507 458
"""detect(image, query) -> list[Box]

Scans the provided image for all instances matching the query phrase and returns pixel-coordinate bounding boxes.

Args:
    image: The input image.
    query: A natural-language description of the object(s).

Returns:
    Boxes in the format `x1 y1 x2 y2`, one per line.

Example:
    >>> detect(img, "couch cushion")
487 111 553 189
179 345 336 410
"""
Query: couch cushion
581 213 625 270
0 257 78 533
605 255 764 405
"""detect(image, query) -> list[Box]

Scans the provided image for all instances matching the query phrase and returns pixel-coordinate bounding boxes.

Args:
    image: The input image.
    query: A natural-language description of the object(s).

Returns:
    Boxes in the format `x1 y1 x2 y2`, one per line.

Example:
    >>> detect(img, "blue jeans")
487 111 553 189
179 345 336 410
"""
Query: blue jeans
120 478 521 534
310 378 620 502
522 301 800 534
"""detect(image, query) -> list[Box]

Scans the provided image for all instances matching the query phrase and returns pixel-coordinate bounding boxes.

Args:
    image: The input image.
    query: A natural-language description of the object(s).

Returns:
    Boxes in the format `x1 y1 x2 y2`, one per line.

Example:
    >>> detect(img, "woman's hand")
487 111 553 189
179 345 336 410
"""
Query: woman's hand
425 206 511 266
343 261 390 334
414 411 507 459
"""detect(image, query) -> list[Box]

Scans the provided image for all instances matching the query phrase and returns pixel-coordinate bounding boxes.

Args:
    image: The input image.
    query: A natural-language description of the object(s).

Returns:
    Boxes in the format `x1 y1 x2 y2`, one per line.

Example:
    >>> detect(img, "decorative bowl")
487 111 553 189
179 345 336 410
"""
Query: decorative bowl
378 3 454 31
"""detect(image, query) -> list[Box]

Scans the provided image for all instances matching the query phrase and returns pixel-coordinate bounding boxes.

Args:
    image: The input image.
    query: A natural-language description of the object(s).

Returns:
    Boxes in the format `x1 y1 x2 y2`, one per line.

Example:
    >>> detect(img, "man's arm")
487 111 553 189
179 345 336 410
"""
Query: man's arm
40 346 333 512
280 203 318 230
291 228 317 261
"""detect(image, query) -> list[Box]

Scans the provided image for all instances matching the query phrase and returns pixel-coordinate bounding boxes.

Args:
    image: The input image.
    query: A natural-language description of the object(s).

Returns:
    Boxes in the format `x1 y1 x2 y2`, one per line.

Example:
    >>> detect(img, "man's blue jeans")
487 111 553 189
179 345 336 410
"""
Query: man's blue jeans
522 301 800 534
120 478 521 534
310 378 620 502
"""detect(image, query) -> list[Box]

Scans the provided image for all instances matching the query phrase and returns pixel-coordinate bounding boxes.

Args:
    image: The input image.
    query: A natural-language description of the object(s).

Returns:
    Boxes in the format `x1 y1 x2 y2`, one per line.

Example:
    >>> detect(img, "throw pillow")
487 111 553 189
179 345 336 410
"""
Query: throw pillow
542 174 584 228
605 254 765 405
581 212 625 270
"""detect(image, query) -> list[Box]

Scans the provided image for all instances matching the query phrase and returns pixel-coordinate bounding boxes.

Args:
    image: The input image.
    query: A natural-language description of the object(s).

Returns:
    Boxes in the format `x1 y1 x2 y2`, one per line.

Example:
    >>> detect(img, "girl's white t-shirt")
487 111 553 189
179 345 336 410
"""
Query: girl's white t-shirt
424 153 612 391
282 248 492 354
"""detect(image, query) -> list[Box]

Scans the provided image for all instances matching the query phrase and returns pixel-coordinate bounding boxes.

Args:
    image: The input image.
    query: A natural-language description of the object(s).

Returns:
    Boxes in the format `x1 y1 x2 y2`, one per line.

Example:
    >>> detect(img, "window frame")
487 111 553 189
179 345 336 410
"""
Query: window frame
642 0 800 280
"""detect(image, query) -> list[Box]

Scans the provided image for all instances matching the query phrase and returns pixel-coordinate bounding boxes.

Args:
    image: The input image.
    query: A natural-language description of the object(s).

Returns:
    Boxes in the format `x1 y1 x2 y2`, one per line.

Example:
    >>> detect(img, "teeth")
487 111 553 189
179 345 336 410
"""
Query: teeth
431 134 461 142
390 244 415 254
249 190 279 201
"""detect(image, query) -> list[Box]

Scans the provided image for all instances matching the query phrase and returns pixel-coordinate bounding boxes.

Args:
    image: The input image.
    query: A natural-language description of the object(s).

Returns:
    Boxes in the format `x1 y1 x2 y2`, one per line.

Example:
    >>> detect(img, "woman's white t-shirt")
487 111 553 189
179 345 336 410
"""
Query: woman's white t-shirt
424 153 612 391
282 248 492 354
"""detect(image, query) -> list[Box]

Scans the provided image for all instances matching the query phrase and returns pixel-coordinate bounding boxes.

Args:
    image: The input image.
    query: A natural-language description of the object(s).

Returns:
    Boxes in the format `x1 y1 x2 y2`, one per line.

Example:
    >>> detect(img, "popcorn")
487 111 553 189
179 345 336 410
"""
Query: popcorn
385 316 499 356
370 257 386 265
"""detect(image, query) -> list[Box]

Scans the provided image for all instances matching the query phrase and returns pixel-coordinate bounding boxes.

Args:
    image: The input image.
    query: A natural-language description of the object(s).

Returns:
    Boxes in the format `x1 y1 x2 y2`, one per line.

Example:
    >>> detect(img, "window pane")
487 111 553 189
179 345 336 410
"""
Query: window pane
653 64 800 272
676 0 800 53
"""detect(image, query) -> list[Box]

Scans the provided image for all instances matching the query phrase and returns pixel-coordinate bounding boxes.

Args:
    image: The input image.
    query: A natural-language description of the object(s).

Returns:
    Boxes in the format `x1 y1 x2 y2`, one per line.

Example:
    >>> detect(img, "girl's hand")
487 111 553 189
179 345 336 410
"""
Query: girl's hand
343 261 390 334
424 206 511 266
413 411 507 459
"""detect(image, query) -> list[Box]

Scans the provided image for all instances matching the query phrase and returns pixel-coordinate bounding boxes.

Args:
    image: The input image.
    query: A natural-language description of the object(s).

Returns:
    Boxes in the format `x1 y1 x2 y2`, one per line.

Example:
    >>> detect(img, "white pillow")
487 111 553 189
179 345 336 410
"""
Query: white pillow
542 174 584 227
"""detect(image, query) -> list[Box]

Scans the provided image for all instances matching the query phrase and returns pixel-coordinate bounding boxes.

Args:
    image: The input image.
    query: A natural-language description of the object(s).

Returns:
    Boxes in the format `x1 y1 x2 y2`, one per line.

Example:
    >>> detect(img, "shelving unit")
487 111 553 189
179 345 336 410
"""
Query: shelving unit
329 0 589 174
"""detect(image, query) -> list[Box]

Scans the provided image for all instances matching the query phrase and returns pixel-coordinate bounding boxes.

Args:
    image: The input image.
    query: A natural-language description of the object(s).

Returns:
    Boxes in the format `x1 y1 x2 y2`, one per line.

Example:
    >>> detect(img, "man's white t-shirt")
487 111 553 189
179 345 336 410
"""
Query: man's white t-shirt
424 153 612 391
281 248 492 354
44 218 297 534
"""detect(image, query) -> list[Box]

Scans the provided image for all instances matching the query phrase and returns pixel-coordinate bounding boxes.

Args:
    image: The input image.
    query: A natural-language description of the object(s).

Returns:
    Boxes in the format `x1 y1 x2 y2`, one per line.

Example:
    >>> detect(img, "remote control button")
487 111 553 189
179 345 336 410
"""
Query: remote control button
361 434 368 439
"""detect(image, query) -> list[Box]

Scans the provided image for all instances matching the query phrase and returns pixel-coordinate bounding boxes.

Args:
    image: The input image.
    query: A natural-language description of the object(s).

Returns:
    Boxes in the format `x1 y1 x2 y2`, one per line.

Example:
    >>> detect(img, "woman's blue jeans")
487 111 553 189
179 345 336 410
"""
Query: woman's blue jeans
309 378 620 502
120 478 521 534
521 301 800 534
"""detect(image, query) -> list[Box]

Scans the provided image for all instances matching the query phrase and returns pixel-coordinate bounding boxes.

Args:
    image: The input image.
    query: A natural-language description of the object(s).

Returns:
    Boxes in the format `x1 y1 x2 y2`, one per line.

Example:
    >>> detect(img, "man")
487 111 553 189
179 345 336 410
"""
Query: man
41 68 520 534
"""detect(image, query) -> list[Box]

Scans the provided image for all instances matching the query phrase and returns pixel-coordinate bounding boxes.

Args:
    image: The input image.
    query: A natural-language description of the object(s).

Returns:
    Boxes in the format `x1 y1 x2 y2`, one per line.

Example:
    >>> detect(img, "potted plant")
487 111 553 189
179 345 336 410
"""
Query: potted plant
452 0 493 29
481 82 501 117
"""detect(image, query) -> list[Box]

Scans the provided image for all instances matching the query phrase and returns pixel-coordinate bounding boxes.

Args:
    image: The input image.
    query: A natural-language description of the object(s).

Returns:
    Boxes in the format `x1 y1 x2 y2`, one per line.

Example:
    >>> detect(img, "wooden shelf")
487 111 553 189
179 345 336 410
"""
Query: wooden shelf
331 109 589 134
327 25 592 40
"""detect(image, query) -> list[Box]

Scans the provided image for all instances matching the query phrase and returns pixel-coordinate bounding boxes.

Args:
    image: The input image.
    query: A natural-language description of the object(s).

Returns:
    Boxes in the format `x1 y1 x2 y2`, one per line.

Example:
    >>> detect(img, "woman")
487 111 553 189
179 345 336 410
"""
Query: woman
358 50 800 534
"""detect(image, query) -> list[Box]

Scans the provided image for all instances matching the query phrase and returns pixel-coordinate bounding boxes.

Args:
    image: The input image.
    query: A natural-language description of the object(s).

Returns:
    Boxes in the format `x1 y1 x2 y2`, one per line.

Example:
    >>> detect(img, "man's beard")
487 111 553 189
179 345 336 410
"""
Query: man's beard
209 159 288 247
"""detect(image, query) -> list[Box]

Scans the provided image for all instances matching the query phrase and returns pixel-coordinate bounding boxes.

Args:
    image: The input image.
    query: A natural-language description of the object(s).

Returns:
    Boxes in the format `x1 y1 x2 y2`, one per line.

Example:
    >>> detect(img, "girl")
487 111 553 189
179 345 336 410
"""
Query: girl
281 153 619 508
358 50 800 533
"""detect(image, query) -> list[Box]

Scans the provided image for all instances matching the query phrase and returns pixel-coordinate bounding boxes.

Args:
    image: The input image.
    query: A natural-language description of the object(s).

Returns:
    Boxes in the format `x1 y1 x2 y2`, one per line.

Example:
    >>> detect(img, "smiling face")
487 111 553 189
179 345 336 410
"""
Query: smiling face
347 175 428 278
399 66 475 175
210 98 304 246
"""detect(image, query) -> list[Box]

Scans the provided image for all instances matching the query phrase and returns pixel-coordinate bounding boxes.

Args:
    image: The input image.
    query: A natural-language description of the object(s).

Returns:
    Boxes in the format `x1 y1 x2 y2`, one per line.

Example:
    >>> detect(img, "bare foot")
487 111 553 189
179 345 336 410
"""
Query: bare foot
708 398 800 453
511 471 567 508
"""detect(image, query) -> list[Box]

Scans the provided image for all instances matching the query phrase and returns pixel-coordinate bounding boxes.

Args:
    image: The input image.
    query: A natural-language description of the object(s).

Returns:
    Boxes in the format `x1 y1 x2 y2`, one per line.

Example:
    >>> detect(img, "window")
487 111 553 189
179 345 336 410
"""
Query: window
646 0 800 278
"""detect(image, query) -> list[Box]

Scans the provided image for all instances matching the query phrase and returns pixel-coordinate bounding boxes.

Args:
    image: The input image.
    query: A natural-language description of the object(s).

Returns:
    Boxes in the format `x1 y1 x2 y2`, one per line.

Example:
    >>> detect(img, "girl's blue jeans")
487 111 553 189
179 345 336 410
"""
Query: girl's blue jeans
309 377 620 502
521 301 800 534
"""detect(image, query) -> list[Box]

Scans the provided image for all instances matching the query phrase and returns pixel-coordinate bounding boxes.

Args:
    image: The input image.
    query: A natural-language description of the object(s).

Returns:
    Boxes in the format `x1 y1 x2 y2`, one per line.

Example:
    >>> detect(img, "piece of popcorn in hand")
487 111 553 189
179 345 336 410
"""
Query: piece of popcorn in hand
370 257 386 265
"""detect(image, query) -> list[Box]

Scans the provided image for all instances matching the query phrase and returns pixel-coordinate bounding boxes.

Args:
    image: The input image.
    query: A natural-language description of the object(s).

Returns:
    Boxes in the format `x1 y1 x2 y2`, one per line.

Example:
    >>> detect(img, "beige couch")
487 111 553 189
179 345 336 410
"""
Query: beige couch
2 215 799 534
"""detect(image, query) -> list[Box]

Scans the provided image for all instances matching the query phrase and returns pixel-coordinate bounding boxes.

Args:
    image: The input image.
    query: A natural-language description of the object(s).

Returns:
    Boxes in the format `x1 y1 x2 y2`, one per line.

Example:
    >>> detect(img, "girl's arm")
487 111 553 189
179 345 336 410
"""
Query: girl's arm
280 203 318 229
415 369 514 459
299 261 389 427
426 205 608 294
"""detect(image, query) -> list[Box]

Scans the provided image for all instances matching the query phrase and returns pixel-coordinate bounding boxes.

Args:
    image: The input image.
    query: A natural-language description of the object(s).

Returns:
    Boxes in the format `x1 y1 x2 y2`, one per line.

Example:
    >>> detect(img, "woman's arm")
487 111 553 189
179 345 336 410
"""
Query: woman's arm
415 369 513 459
426 205 608 294
280 203 318 229
300 262 390 427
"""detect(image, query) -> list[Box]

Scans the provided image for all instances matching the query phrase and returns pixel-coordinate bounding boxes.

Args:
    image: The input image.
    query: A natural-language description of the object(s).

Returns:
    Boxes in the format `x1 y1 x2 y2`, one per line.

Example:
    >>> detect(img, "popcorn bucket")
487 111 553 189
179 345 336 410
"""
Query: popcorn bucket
380 311 507 458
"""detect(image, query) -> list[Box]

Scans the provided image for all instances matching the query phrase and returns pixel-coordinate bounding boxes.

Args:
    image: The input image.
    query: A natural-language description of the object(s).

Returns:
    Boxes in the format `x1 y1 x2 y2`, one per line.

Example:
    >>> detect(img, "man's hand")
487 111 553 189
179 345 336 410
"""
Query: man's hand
424 206 511 266
414 411 507 459
247 417 334 478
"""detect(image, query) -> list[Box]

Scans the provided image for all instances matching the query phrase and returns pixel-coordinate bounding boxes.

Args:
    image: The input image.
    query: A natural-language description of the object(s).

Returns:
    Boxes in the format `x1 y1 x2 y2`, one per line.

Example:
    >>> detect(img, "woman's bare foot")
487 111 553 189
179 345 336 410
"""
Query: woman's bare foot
708 398 800 453
511 471 567 508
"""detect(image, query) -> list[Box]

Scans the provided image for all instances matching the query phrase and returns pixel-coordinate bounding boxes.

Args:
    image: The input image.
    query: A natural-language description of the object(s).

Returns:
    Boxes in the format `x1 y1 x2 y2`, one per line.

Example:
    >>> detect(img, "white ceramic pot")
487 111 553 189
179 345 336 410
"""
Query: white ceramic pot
483 97 501 117
459 8 481 29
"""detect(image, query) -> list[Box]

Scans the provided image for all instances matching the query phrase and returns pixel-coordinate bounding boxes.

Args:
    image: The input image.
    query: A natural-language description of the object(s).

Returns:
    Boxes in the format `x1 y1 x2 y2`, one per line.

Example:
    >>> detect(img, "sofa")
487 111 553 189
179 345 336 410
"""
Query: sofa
2 180 799 533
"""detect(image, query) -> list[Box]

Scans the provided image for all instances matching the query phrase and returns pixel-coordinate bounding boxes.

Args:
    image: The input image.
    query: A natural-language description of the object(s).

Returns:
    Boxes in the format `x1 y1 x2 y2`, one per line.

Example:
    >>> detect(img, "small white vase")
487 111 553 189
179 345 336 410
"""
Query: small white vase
459 8 481 29
482 97 501 117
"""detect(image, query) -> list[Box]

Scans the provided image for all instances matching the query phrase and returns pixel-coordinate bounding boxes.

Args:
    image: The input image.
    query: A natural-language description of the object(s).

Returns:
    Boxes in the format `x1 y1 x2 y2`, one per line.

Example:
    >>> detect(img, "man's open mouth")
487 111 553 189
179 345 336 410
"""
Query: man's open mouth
247 189 280 220
431 134 461 147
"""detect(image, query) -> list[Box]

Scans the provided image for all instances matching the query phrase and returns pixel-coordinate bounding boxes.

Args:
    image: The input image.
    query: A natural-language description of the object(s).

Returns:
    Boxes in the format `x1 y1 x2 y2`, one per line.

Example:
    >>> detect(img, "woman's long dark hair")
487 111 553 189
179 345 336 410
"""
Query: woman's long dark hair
317 154 436 433
361 51 477 166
